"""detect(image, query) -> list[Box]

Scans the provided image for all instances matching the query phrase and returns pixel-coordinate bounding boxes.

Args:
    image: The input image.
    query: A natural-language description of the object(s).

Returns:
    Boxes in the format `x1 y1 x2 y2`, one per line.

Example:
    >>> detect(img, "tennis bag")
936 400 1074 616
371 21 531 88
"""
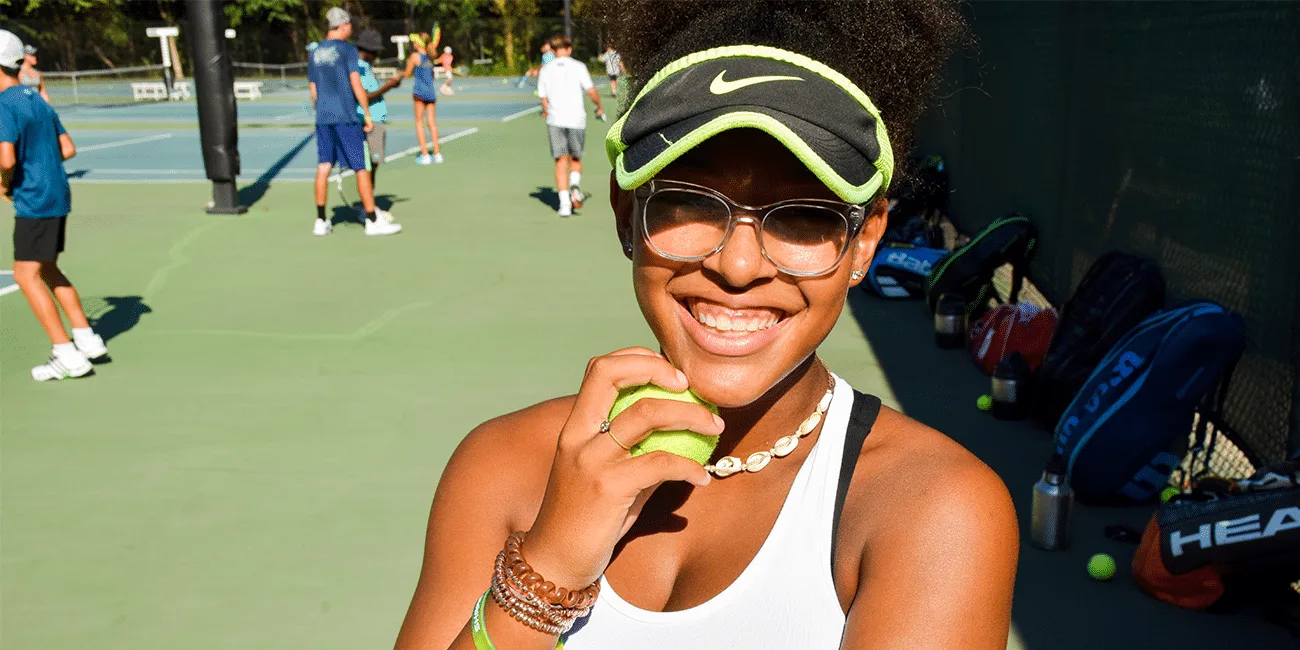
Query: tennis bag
967 302 1060 375
1032 252 1166 429
1053 301 1246 502
1133 480 1300 611
866 243 950 299
925 214 1038 321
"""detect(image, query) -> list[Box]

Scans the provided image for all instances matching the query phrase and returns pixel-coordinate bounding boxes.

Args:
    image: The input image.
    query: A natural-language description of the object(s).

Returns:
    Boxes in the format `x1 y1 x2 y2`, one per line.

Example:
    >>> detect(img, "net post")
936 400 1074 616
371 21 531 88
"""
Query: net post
185 0 247 215
72 74 79 105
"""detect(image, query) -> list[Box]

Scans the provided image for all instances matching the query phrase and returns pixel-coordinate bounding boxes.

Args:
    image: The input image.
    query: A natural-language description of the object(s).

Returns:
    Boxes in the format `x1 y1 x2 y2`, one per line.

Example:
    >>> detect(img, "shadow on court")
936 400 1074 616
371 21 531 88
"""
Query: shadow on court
529 186 560 210
239 133 315 207
86 295 152 346
843 291 1297 649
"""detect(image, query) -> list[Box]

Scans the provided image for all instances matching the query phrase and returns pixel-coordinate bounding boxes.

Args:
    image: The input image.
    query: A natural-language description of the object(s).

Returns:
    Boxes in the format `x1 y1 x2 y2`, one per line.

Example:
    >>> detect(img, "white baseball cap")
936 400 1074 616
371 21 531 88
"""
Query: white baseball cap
325 7 351 29
0 30 24 69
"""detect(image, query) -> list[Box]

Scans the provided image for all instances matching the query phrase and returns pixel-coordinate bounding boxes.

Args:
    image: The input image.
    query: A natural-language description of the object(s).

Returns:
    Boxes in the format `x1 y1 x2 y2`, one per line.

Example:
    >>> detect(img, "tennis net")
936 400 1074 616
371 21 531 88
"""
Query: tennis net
43 65 171 108
232 58 404 93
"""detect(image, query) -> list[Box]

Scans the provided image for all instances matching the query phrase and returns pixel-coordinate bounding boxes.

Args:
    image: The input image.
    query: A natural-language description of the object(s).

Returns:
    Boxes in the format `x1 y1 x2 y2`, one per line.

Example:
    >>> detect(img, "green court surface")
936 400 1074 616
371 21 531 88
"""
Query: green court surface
2 89 1294 649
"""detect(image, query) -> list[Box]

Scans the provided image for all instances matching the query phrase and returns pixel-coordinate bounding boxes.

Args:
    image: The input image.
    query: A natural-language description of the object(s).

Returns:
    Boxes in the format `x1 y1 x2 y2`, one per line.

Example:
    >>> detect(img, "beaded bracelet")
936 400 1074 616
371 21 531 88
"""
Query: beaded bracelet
472 587 571 650
486 531 600 637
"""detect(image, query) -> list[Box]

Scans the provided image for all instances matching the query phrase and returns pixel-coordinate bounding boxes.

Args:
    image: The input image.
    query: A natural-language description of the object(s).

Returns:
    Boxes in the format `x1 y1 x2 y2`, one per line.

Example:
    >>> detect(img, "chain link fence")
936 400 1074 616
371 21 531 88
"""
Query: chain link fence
915 1 1299 470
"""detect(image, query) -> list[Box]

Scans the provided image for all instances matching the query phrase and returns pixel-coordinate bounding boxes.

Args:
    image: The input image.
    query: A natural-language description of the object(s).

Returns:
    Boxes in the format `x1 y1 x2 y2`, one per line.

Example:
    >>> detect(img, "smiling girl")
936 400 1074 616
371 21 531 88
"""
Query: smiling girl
395 2 1018 649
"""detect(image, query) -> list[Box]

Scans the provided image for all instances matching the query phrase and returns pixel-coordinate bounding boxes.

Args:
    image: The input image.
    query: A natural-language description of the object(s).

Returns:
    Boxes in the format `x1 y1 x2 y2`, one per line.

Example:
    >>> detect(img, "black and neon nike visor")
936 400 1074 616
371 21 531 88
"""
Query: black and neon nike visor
606 45 893 204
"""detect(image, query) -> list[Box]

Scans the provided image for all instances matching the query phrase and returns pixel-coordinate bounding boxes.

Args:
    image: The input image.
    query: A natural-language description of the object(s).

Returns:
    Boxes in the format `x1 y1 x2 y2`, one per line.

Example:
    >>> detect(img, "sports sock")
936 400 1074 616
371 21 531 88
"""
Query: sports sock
53 342 79 358
366 211 378 222
558 191 572 209
569 171 581 188
71 327 95 340
316 205 326 221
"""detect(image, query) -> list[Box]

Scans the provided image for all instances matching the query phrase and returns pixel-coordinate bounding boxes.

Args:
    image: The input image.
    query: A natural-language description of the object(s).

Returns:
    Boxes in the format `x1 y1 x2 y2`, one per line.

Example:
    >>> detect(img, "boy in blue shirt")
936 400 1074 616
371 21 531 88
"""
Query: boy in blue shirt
0 30 108 381
308 8 400 236
355 29 402 205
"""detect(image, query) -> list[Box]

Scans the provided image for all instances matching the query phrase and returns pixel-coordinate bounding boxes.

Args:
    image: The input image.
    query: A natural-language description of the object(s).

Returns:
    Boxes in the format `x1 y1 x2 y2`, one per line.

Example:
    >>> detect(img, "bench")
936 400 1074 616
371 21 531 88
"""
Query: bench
171 80 192 100
131 82 168 101
233 81 263 100
372 67 399 81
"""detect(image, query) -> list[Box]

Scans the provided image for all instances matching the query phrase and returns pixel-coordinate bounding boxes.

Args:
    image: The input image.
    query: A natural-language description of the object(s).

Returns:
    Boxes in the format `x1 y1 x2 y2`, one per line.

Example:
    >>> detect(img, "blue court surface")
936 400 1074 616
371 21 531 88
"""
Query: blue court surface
55 77 547 184
0 271 14 297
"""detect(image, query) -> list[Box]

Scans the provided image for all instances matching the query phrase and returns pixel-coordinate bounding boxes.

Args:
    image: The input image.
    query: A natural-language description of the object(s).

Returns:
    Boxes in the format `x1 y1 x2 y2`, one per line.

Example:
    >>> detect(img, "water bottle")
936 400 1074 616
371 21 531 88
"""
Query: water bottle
991 352 1030 420
934 293 966 349
1031 454 1073 551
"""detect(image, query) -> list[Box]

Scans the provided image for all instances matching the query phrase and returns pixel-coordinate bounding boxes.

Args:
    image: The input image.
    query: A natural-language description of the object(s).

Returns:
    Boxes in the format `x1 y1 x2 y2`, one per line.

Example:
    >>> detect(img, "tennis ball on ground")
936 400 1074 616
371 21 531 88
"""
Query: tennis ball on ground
1087 553 1116 581
977 394 993 411
608 384 720 466
1160 486 1180 503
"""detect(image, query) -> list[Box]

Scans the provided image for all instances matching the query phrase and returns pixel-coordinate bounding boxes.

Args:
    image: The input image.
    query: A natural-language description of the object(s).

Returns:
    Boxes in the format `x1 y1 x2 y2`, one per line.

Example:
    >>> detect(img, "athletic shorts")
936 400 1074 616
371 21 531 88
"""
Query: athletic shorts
316 123 370 172
609 74 620 82
413 93 438 104
366 122 387 163
13 216 67 262
548 125 585 160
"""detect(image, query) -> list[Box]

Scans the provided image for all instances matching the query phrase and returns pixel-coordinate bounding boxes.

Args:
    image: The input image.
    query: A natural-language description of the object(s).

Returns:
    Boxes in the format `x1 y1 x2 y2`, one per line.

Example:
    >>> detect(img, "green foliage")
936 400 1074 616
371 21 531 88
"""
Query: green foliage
225 0 303 29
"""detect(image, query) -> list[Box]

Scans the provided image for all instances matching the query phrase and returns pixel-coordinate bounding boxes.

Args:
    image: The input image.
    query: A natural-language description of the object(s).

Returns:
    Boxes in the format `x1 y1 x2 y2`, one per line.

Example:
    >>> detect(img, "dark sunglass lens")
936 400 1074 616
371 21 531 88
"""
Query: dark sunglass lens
643 190 730 259
762 205 849 273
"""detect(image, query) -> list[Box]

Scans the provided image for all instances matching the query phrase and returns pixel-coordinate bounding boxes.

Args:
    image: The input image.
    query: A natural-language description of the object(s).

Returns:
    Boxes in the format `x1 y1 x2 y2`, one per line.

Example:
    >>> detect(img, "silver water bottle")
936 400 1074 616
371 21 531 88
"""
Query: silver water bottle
934 293 966 349
1031 454 1073 551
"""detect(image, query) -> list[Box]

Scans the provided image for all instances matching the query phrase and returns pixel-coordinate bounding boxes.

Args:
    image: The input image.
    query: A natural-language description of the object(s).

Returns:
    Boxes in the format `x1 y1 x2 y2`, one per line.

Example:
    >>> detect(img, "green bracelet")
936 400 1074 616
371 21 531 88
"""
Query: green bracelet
471 589 495 650
471 588 567 650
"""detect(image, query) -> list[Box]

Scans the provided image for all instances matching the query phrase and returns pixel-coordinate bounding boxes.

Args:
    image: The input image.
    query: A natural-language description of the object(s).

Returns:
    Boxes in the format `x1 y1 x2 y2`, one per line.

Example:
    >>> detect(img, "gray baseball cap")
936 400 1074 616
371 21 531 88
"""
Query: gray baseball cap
326 7 351 29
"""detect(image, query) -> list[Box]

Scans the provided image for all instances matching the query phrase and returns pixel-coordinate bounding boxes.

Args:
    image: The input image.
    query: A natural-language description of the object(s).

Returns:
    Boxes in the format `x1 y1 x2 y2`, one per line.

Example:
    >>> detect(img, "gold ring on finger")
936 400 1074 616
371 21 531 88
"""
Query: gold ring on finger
600 420 630 451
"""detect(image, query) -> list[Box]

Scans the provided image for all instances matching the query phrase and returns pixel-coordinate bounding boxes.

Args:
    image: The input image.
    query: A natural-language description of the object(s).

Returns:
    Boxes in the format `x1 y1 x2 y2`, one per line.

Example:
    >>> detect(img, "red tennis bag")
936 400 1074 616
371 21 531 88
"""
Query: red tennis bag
967 302 1059 375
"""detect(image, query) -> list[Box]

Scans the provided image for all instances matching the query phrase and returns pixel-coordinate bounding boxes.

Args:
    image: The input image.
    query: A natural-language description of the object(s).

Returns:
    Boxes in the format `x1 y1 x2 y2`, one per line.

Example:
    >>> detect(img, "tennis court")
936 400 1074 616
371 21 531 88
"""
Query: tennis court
1 76 1294 650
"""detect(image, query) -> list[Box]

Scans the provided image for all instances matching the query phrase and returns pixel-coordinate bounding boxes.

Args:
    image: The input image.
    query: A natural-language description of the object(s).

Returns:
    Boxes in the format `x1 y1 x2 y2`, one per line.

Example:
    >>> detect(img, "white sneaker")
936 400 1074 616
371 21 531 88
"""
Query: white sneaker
32 350 93 381
570 186 585 209
365 219 403 236
313 219 333 236
557 201 573 218
416 154 433 165
73 332 109 360
376 208 395 224
434 153 444 164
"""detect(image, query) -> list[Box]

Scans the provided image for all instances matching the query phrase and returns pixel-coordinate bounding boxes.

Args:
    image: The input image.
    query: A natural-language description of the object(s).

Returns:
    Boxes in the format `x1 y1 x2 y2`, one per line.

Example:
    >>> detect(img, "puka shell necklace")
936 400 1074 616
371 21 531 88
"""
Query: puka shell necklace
705 375 835 478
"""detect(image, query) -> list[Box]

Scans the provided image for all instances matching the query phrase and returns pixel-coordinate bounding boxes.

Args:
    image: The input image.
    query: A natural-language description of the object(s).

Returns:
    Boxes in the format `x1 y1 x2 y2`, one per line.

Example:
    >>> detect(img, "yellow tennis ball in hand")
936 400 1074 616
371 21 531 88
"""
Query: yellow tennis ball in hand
608 384 720 465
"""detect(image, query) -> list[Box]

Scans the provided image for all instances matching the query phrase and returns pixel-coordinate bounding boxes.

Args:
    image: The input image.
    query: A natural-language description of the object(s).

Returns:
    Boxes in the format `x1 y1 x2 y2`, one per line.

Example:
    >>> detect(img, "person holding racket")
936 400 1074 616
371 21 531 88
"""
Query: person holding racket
308 8 399 236
354 28 401 220
403 31 443 165
437 46 455 96
394 2 1016 649
19 44 48 103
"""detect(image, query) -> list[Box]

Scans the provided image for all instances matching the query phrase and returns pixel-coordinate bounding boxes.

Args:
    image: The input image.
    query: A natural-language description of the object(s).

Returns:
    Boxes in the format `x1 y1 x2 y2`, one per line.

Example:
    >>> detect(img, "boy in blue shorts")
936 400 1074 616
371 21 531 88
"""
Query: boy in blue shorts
0 30 109 381
308 8 400 236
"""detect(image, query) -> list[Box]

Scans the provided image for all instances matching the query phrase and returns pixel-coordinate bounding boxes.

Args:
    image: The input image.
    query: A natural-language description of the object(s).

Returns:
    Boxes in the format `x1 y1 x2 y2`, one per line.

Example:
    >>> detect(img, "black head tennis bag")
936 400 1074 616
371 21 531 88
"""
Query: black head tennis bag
924 214 1037 321
1053 301 1246 502
1032 252 1166 429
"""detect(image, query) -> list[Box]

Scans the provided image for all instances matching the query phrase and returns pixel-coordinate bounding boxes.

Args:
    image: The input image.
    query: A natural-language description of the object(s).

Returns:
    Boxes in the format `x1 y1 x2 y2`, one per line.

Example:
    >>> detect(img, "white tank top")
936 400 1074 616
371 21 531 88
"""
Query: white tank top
562 374 857 649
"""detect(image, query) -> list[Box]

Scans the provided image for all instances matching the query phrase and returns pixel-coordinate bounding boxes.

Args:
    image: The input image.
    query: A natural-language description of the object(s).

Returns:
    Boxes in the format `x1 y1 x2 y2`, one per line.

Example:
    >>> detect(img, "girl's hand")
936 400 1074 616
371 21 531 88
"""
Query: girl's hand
521 347 722 589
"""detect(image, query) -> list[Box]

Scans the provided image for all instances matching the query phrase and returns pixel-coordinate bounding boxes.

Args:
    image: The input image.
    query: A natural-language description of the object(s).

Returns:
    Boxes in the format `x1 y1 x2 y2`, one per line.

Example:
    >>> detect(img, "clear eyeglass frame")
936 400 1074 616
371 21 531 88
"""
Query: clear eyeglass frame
632 179 868 278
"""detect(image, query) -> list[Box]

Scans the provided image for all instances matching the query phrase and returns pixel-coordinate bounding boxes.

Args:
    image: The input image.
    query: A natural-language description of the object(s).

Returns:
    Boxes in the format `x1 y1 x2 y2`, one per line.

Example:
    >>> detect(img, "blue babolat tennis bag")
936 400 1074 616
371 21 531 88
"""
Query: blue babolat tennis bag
1053 301 1246 502
866 243 950 299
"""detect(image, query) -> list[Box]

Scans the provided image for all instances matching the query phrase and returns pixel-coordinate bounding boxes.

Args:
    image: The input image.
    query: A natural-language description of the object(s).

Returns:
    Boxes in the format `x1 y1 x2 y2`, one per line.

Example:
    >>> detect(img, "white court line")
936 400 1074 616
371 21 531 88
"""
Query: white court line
273 112 306 121
0 270 12 275
502 106 542 122
78 133 174 153
0 285 20 297
328 127 480 182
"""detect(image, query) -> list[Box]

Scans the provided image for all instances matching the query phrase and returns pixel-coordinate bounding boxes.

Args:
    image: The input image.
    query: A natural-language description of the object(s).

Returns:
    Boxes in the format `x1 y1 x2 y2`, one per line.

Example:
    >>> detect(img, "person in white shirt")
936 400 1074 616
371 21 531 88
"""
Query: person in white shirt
537 35 604 217
601 43 626 98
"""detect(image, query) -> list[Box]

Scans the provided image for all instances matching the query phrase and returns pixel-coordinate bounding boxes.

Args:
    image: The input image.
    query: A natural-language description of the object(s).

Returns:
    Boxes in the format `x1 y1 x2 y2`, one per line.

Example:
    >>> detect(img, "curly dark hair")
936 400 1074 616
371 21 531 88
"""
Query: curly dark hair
596 0 970 178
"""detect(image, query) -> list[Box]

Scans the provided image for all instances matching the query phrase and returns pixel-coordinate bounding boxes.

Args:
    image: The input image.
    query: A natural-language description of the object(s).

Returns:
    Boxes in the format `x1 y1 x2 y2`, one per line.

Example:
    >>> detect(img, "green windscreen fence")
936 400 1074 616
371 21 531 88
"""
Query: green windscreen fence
913 1 1299 465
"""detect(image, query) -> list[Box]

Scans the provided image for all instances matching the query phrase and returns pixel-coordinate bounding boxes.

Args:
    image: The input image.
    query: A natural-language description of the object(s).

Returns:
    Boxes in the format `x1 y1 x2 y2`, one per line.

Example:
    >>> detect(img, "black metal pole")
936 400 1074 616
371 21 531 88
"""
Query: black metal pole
564 0 573 38
186 0 246 214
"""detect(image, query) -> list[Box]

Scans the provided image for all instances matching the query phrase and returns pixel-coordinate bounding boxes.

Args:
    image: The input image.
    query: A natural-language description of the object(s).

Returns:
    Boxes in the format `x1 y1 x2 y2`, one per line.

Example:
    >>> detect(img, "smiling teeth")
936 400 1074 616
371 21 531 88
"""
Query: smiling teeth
690 301 781 332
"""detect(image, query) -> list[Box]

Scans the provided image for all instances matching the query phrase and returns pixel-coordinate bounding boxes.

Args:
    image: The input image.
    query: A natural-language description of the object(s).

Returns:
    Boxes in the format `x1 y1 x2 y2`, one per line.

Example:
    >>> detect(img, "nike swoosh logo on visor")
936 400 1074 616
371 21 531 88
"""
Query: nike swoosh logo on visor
709 71 804 94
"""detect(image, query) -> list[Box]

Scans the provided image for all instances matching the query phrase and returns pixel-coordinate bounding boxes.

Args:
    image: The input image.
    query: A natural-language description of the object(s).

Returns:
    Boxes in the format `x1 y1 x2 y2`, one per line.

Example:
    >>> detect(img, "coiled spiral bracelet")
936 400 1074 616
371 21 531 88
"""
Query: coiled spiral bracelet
486 531 600 637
